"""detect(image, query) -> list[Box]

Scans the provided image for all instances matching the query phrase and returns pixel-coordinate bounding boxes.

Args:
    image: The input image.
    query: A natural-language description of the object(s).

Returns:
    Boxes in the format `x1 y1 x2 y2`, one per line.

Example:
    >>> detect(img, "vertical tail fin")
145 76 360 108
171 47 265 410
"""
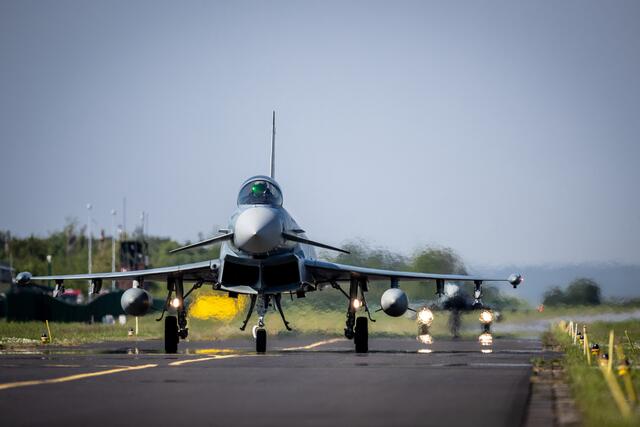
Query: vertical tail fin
270 111 276 179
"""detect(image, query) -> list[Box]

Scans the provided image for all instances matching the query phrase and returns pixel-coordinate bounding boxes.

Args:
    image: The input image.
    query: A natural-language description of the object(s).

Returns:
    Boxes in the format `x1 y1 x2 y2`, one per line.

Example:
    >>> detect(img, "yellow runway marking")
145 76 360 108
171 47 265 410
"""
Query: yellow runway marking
281 338 346 351
192 348 237 355
0 364 158 391
169 355 244 366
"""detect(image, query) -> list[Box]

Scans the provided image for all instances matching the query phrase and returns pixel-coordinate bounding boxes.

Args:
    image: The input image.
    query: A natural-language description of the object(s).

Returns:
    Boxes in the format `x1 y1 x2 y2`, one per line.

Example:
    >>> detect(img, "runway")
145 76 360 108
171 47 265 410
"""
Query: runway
0 336 554 427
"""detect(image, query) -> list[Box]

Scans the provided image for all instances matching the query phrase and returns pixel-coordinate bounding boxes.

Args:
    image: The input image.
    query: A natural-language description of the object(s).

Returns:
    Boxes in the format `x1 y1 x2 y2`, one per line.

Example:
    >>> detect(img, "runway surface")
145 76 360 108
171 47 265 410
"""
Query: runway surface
0 336 555 427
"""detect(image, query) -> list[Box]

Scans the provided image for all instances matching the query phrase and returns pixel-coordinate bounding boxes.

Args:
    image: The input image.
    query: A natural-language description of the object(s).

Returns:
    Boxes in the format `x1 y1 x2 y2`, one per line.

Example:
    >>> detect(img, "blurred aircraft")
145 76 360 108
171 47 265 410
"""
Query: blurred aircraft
420 286 500 338
16 112 523 353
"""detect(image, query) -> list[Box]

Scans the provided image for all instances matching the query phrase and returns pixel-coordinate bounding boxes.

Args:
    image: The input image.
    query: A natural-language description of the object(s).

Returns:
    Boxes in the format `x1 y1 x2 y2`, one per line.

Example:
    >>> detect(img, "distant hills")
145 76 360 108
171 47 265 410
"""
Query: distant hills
472 263 640 304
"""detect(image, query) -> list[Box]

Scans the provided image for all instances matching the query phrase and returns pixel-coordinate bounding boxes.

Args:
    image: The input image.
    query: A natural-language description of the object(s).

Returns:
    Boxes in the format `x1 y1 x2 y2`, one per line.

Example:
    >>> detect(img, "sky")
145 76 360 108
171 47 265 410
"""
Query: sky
1 0 639 267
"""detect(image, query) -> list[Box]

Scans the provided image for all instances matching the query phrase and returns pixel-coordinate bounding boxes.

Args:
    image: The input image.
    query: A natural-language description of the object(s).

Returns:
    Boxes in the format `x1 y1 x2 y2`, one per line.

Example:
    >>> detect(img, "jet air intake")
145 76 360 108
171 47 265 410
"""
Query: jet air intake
233 207 283 254
380 288 409 317
120 288 153 316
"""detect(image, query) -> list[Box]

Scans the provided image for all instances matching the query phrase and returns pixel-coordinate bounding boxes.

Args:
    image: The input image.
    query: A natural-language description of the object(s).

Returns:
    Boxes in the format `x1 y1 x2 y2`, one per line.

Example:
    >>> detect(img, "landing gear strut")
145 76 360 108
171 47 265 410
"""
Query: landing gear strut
240 293 293 353
175 276 188 339
239 294 257 331
274 294 292 331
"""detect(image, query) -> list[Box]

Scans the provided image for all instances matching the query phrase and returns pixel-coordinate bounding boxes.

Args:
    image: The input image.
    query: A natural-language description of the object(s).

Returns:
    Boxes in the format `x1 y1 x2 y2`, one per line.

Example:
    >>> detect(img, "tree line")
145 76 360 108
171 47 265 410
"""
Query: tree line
1 226 523 308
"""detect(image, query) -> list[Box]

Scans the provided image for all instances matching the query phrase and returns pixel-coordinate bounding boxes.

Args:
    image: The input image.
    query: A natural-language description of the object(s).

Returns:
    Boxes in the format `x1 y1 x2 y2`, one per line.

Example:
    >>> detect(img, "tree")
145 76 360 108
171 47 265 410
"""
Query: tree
542 286 566 306
408 246 467 299
332 238 409 271
542 278 602 306
412 246 467 276
565 278 601 305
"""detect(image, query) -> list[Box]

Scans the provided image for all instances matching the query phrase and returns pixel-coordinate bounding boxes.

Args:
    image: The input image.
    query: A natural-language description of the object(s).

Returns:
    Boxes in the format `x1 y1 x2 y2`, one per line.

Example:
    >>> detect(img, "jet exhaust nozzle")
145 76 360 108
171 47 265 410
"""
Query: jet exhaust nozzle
381 288 409 317
120 288 152 316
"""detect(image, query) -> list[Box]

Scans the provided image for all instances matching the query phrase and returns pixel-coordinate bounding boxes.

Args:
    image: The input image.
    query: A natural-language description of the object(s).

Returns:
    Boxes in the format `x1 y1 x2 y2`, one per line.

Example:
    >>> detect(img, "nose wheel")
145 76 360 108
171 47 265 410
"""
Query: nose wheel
249 294 269 353
255 328 267 353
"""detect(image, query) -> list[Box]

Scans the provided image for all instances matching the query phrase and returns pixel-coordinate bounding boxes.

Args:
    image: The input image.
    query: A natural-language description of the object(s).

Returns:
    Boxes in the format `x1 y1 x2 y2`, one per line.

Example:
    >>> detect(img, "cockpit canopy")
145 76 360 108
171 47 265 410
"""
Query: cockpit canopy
237 177 283 206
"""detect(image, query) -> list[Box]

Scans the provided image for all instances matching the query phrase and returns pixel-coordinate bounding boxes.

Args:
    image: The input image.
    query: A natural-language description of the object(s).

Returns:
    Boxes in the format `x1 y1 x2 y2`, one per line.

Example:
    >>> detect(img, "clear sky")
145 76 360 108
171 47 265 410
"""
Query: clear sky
1 1 639 266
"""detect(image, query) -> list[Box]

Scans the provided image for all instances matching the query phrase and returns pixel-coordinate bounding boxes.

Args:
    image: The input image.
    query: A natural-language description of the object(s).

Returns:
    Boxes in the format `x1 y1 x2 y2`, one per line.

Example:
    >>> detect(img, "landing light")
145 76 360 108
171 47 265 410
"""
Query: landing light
479 332 493 346
417 308 434 326
170 297 182 309
479 310 493 324
417 334 433 345
352 299 362 310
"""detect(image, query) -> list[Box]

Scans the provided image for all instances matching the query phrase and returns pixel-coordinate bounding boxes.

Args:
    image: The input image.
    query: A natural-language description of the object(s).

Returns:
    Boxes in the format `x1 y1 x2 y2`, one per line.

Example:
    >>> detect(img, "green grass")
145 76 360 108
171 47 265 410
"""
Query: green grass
553 320 640 427
0 307 497 348
0 317 162 347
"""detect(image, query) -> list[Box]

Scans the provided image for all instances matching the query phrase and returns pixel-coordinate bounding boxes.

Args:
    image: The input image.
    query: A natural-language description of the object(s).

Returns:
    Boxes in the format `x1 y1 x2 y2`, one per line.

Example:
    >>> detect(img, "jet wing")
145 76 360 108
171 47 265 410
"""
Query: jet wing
17 260 219 284
304 259 522 286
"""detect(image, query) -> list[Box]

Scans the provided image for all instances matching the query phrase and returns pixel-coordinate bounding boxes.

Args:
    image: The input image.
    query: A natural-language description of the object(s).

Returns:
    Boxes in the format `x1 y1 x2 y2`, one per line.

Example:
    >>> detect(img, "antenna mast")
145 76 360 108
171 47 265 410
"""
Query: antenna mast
270 111 276 179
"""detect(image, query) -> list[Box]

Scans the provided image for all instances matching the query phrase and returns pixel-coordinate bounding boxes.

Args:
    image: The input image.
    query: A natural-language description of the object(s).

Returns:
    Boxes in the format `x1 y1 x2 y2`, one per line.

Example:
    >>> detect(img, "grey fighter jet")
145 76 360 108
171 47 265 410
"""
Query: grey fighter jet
16 112 523 353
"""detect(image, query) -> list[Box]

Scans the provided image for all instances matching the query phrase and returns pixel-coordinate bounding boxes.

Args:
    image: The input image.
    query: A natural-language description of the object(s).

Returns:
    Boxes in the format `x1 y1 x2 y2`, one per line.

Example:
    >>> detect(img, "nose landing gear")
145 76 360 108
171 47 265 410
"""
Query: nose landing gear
240 293 293 353
239 294 266 352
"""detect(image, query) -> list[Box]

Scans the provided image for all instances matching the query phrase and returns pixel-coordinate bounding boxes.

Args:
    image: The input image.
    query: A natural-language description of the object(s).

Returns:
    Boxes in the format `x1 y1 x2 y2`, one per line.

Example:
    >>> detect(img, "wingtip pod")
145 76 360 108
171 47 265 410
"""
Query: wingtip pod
508 274 524 288
15 271 32 285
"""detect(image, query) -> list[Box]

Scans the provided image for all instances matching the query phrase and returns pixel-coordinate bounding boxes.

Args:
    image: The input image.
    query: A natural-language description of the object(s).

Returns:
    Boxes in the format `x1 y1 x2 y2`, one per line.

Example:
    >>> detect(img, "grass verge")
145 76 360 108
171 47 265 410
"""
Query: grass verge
553 320 640 427
0 307 500 348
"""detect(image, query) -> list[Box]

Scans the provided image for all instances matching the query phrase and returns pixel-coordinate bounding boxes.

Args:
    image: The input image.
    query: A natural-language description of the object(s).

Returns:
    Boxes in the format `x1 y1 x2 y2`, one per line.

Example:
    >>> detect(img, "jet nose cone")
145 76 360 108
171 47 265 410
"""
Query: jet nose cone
233 207 283 254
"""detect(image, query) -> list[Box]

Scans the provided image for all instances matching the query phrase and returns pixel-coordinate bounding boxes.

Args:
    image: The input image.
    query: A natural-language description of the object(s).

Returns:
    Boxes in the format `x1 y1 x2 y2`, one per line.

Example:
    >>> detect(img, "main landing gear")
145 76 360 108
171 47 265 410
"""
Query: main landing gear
338 277 372 354
160 276 193 354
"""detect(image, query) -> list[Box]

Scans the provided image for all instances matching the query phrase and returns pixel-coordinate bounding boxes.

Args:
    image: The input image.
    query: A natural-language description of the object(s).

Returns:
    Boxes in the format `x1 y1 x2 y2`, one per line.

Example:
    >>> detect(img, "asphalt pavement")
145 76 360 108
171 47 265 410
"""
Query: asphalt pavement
0 335 556 427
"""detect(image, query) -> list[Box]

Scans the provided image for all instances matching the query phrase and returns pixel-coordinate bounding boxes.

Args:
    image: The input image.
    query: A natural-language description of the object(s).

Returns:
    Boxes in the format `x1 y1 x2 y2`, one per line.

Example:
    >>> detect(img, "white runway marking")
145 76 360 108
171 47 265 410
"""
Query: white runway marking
281 338 346 351
169 354 246 366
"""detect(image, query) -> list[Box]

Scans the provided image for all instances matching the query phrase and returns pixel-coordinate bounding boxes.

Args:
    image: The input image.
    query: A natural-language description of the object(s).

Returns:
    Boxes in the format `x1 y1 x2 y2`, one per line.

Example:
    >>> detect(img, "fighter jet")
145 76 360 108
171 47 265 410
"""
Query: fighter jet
16 112 523 353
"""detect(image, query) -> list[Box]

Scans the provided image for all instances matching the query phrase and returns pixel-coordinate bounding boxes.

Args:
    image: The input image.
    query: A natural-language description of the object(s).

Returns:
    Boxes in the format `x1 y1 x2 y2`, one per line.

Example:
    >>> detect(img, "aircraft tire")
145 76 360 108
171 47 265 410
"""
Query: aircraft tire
354 317 368 353
165 315 179 354
256 328 267 353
